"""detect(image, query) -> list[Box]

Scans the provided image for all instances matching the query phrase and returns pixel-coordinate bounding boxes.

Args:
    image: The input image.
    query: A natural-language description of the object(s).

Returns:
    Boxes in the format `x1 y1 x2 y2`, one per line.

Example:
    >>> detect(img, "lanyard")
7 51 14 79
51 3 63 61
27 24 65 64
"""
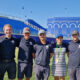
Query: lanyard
56 44 62 57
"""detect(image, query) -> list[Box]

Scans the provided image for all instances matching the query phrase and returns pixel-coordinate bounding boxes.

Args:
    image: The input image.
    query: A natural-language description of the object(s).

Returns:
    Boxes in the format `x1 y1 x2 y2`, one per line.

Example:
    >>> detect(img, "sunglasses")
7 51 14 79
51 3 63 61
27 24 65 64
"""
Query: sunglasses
39 34 45 36
72 34 78 36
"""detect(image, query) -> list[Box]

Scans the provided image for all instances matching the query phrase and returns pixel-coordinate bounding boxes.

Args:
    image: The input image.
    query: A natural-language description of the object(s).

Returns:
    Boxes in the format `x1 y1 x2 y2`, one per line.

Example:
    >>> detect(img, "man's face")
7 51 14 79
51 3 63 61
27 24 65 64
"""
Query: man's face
23 32 30 40
71 34 79 41
39 33 46 41
56 37 63 44
4 26 12 36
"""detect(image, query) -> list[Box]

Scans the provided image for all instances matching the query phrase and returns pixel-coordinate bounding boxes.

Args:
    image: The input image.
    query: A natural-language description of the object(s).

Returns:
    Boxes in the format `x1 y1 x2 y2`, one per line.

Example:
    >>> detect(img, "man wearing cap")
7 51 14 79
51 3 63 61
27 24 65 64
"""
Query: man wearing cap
0 24 18 80
52 34 69 80
68 30 80 80
18 27 35 80
33 30 53 80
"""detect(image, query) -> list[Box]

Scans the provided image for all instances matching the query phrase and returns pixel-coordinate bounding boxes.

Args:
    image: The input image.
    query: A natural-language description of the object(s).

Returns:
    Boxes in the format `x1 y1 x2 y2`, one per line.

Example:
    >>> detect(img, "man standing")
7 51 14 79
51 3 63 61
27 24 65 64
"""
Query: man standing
33 30 53 80
18 27 35 80
68 30 80 80
0 24 17 80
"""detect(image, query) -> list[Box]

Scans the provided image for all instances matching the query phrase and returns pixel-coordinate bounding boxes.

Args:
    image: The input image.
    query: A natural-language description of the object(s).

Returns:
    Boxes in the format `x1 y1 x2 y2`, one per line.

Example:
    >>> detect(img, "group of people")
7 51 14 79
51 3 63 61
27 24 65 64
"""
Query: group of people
0 24 80 80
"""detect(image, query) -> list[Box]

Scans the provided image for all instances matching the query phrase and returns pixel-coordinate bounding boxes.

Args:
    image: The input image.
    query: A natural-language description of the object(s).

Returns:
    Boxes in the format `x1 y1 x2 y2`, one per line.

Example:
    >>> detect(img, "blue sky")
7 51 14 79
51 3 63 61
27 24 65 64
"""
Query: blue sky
0 0 80 27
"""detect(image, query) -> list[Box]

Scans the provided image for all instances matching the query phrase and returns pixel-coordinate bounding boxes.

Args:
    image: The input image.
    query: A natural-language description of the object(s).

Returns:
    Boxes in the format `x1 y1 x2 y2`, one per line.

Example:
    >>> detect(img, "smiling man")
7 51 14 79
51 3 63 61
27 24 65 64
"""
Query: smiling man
33 30 53 80
0 24 18 80
68 30 80 80
18 27 35 80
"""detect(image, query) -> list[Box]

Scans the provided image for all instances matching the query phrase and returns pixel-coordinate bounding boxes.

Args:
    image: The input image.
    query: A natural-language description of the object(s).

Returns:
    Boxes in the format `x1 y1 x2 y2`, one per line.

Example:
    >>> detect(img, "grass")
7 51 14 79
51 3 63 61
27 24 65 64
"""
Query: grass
4 48 70 80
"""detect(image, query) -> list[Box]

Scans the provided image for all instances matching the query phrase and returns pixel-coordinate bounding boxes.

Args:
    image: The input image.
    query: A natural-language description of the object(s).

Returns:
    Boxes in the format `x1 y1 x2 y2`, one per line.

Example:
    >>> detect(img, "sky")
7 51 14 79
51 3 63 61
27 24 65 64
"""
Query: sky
0 0 80 28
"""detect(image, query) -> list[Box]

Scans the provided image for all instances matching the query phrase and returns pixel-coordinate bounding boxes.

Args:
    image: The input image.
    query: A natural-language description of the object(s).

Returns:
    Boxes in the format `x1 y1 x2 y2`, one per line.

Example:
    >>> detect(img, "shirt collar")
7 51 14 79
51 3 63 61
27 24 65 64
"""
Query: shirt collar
23 37 30 42
39 40 48 45
72 40 80 44
56 42 62 47
4 35 13 40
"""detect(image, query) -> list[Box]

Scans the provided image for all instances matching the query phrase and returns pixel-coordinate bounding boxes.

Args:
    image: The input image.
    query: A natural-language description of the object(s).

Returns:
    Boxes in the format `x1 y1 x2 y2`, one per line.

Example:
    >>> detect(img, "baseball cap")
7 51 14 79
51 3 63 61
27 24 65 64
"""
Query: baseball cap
56 34 63 38
23 27 30 33
71 30 79 35
38 30 46 35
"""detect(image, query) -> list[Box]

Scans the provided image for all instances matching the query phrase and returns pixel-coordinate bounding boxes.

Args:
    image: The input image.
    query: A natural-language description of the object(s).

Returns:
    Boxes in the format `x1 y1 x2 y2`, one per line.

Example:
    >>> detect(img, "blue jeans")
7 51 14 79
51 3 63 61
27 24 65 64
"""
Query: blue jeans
68 68 80 80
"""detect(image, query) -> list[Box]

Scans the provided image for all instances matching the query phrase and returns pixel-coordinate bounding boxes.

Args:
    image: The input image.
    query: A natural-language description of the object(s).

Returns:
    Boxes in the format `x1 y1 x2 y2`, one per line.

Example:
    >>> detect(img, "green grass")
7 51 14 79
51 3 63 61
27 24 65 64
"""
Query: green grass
4 48 70 80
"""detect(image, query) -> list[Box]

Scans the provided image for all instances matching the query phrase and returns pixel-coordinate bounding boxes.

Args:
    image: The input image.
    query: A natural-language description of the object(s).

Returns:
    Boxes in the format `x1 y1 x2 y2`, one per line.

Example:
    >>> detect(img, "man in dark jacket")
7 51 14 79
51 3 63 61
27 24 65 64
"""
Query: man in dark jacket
18 27 35 80
0 24 18 80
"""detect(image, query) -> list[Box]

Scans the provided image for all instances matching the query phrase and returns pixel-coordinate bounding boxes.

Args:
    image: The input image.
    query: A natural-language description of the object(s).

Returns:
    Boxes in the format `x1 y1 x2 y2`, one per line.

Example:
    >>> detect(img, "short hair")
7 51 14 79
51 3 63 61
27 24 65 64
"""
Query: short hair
3 24 12 30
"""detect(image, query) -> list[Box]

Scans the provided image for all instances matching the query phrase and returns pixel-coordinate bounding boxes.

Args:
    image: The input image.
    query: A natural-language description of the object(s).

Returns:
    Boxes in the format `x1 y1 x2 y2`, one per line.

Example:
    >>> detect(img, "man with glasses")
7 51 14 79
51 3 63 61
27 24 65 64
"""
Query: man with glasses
68 30 80 80
33 30 53 80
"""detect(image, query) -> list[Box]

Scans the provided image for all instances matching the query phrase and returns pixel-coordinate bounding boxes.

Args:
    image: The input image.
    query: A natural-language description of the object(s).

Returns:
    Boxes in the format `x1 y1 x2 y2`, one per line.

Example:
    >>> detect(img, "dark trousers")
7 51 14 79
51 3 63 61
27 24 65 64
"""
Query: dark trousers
0 62 3 80
0 61 16 80
68 68 80 80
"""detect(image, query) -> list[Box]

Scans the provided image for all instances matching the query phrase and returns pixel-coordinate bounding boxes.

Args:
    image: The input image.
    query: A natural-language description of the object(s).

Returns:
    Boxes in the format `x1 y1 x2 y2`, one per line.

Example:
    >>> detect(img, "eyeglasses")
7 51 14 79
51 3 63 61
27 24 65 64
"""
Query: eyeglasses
72 34 78 36
39 33 45 36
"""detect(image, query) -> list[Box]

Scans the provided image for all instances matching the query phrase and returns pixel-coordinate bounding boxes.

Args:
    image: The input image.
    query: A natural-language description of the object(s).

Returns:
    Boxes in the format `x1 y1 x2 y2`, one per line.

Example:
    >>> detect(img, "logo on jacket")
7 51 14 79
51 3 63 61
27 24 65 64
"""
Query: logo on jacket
11 40 15 44
30 42 32 45
78 44 80 48
46 45 49 49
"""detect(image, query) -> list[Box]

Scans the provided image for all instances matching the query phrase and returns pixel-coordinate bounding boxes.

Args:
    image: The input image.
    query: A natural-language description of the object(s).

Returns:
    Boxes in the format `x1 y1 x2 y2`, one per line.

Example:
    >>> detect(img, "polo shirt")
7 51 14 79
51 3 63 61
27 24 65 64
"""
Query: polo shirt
0 36 18 60
18 37 35 64
68 40 80 68
34 41 53 67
